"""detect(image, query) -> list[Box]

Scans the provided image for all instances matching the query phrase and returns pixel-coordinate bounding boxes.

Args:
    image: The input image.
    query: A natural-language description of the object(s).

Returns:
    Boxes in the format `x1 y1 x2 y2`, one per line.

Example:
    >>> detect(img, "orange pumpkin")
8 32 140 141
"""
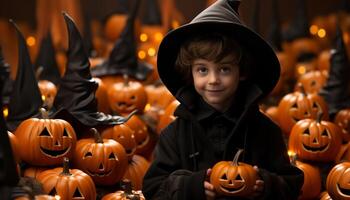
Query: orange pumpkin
335 142 350 163
15 109 77 166
210 149 257 197
107 76 148 116
295 70 328 94
289 112 342 162
101 180 145 200
38 80 57 110
93 77 112 114
102 124 137 160
326 162 350 200
73 128 128 186
37 158 96 200
319 191 332 200
15 195 58 200
317 50 331 72
123 155 150 190
23 167 47 179
335 108 350 143
277 85 329 135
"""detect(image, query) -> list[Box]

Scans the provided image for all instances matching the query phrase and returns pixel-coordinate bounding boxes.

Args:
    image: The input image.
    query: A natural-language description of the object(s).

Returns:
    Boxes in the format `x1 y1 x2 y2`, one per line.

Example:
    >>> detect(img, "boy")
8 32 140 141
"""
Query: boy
142 0 304 199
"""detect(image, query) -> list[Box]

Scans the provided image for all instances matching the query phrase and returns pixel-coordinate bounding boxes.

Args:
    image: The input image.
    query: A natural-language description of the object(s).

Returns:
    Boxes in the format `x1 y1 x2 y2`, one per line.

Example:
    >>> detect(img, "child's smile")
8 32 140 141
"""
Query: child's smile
192 58 240 112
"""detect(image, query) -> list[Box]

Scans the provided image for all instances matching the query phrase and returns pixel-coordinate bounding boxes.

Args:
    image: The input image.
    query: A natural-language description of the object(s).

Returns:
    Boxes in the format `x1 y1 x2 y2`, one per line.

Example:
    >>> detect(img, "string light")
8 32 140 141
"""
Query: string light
138 51 146 59
309 25 318 35
26 36 36 47
140 33 148 42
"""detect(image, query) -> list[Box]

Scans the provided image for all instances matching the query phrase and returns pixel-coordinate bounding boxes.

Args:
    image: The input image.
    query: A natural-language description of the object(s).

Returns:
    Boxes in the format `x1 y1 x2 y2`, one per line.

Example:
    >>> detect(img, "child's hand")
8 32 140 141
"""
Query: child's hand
204 168 216 200
250 166 264 199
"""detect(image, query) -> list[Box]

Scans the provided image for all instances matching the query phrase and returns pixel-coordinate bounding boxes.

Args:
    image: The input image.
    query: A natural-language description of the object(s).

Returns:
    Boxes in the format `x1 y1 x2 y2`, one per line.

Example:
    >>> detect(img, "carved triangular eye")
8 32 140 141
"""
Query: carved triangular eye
63 129 69 137
49 187 57 196
39 127 51 136
109 153 116 160
303 129 310 135
220 173 228 180
312 102 319 109
130 95 136 100
321 129 329 137
73 188 83 198
236 174 243 180
291 103 298 109
84 152 92 158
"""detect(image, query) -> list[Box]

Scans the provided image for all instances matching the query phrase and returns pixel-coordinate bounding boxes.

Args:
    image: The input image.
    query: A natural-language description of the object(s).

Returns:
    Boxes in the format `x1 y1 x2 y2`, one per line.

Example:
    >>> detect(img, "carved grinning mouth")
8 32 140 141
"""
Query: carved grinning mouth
337 184 350 196
87 169 113 177
302 143 329 152
219 184 245 193
40 146 70 157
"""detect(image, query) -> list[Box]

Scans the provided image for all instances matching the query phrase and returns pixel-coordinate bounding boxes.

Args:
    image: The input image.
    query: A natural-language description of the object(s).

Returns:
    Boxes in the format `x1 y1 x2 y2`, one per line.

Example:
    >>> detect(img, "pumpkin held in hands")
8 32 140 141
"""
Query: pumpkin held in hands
210 149 257 197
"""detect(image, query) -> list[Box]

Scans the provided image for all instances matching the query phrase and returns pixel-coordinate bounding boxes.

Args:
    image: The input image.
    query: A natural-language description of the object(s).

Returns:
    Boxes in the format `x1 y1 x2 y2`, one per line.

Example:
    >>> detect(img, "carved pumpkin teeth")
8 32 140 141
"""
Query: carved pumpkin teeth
87 169 113 177
302 144 329 152
219 184 245 193
337 184 350 196
40 146 70 157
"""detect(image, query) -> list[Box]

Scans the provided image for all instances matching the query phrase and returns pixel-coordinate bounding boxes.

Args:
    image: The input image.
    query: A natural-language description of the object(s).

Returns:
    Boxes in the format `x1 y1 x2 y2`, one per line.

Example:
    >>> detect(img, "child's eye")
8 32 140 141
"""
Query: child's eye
220 67 232 74
197 67 208 74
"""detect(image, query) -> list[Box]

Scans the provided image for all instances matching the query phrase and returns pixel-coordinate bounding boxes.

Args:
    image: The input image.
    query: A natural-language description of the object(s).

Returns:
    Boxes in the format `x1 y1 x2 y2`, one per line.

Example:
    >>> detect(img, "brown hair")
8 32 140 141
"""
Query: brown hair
175 32 246 83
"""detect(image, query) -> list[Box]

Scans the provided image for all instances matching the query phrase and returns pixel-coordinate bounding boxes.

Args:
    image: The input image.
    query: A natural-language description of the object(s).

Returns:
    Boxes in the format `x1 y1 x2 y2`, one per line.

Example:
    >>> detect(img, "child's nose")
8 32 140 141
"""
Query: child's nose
208 72 220 84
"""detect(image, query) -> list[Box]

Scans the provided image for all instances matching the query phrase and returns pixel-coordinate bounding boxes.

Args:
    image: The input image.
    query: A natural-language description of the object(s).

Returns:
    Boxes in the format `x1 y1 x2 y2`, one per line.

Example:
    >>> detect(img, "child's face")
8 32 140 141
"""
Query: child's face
191 58 240 112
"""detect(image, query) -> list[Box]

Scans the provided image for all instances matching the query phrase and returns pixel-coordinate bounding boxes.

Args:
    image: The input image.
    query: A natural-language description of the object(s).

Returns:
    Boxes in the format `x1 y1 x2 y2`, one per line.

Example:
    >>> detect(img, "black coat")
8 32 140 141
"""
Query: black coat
142 83 304 200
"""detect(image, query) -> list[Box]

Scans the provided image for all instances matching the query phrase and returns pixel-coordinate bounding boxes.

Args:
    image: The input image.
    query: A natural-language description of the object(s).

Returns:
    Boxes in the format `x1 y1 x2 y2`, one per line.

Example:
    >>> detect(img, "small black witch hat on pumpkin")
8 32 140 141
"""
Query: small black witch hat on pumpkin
267 0 282 52
34 32 61 85
282 0 310 42
319 25 350 119
6 20 43 131
141 0 162 26
0 54 19 200
92 0 153 81
52 13 133 134
0 46 13 107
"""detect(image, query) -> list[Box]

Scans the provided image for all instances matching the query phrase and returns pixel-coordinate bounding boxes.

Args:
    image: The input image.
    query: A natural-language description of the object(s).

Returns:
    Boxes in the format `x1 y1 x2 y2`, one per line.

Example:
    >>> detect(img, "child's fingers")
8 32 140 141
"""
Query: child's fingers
205 190 216 200
254 180 264 192
204 181 215 191
206 168 212 176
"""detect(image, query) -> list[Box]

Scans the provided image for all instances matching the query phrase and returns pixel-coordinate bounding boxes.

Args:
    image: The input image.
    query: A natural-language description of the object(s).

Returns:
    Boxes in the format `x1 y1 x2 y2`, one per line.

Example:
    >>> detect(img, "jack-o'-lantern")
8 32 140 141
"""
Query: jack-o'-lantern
277 84 329 135
15 108 77 166
123 155 150 190
73 128 128 185
294 59 318 79
295 70 328 94
289 112 342 162
210 149 257 197
326 162 350 200
335 109 350 143
335 142 350 163
102 124 137 160
37 158 96 200
101 179 145 200
38 80 57 110
107 76 148 116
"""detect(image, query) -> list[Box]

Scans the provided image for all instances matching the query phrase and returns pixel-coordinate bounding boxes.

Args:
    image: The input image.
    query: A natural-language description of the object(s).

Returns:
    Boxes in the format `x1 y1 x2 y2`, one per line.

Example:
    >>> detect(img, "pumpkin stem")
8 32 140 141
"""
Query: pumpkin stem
122 179 133 194
316 111 323 123
92 128 103 143
296 83 306 96
35 66 44 80
40 108 49 119
61 157 72 176
123 74 129 86
232 149 244 166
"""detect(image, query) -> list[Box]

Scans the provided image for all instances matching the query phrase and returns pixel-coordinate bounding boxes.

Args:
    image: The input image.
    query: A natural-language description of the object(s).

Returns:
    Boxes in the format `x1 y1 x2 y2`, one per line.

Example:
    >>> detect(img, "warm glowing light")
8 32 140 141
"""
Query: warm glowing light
317 29 326 38
26 36 36 47
154 32 163 42
138 51 146 59
288 150 295 157
140 33 148 42
172 20 180 29
41 95 46 102
55 195 61 200
3 107 8 118
309 25 318 35
148 48 156 57
144 103 151 112
297 66 306 75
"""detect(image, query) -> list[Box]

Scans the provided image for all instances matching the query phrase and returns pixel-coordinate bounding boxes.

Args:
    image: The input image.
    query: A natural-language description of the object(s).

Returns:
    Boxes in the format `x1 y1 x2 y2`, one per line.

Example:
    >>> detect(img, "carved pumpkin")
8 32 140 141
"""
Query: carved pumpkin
102 124 137 160
38 80 57 110
107 76 148 116
295 70 328 94
15 195 58 200
277 84 329 135
335 109 350 143
15 109 77 166
101 179 145 200
37 158 96 200
335 142 350 163
294 60 319 79
73 128 128 186
144 83 175 111
326 162 350 200
210 149 257 197
289 112 342 162
123 155 150 190
156 100 180 134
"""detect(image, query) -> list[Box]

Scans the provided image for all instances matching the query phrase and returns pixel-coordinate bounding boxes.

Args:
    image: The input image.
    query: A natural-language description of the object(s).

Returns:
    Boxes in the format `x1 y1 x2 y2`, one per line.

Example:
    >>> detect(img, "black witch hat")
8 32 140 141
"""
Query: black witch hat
92 0 153 81
141 0 162 25
319 25 350 119
6 20 43 131
52 13 132 133
282 0 310 42
0 49 19 198
267 0 282 51
34 32 61 85
0 47 13 107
